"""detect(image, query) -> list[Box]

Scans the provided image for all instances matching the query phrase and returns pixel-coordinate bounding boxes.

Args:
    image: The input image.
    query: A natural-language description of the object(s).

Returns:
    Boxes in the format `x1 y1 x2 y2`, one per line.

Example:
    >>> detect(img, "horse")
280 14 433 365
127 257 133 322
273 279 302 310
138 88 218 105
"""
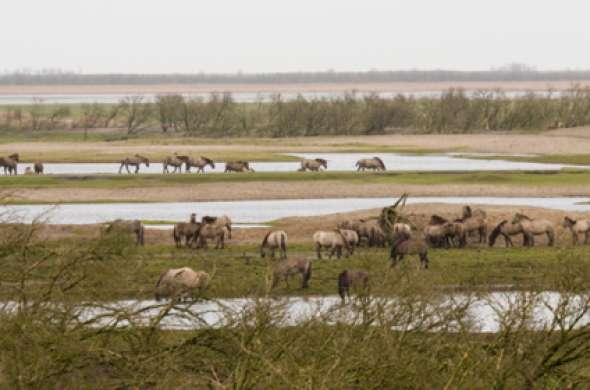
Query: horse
185 156 215 173
313 230 351 259
225 161 253 173
338 270 369 304
0 153 19 175
196 224 227 249
119 154 150 174
105 219 145 246
33 161 44 174
390 235 429 269
260 230 288 259
454 214 487 245
339 218 381 247
154 267 210 301
202 215 232 239
163 156 183 174
355 157 386 171
562 216 590 245
299 158 327 172
271 258 312 289
424 222 460 248
512 213 555 247
488 220 529 247
173 215 201 248
339 229 360 253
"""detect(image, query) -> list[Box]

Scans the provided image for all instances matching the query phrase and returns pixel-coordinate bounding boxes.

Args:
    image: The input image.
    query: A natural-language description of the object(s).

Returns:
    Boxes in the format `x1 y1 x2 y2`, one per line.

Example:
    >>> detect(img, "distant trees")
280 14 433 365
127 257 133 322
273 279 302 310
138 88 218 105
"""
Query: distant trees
118 96 153 135
79 103 105 140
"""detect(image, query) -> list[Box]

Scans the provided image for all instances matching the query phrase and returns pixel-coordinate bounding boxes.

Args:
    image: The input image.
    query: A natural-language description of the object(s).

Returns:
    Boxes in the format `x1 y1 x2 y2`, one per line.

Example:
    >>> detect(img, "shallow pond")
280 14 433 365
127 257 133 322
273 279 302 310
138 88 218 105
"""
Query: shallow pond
3 196 589 225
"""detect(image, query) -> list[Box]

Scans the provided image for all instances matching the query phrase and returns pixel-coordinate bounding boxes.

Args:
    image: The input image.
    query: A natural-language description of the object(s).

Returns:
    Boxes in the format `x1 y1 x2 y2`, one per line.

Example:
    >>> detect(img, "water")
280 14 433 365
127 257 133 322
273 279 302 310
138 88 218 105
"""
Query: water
145 223 270 231
0 90 558 105
16 152 587 175
3 196 590 225
9 292 586 332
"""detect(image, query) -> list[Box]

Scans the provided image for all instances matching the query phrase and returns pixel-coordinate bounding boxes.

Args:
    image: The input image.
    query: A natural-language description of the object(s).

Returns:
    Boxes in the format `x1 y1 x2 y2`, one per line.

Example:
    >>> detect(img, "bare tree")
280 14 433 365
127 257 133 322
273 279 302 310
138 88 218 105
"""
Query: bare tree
118 96 153 135
79 103 105 141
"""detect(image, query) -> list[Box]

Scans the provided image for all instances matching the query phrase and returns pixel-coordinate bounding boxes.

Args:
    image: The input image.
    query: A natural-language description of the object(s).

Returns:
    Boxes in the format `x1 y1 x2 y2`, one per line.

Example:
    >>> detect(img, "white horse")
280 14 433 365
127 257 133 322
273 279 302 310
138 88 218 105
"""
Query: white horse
260 230 288 259
154 267 210 301
313 230 351 259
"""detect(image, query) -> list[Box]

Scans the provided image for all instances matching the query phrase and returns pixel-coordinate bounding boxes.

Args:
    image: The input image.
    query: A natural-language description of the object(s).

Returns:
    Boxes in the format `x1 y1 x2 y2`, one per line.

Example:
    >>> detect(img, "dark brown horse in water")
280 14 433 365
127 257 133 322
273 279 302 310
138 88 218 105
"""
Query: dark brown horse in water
225 161 254 173
338 270 369 304
0 153 19 175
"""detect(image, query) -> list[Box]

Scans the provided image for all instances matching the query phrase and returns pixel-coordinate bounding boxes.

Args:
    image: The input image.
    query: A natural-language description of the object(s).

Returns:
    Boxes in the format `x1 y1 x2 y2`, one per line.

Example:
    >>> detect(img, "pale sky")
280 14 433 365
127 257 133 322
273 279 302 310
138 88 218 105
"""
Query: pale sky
1 0 588 74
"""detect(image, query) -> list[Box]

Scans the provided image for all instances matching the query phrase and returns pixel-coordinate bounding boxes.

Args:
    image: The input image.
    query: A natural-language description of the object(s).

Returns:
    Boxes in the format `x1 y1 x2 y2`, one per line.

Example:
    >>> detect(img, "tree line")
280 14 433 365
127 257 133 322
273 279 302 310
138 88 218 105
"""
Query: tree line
2 87 590 137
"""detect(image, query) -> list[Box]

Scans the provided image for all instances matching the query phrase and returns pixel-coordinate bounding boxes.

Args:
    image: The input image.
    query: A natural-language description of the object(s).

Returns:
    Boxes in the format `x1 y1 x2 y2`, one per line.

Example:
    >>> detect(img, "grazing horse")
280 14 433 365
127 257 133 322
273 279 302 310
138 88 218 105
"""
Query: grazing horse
163 156 183 173
155 267 210 301
339 218 382 247
173 215 201 248
454 214 487 245
196 224 227 249
185 156 215 173
105 219 145 246
512 213 555 247
260 230 288 259
224 160 253 173
0 153 19 175
339 229 360 253
355 157 386 171
338 270 369 304
390 235 429 269
562 216 590 245
272 258 312 289
299 158 327 172
33 161 44 174
313 230 351 259
119 155 150 174
202 215 232 239
488 220 529 247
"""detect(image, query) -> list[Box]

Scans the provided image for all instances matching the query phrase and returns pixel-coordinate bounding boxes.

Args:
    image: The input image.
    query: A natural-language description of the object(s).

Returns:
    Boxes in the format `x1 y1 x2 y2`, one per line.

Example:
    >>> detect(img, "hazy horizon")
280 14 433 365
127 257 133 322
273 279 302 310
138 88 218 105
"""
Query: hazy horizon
2 0 589 74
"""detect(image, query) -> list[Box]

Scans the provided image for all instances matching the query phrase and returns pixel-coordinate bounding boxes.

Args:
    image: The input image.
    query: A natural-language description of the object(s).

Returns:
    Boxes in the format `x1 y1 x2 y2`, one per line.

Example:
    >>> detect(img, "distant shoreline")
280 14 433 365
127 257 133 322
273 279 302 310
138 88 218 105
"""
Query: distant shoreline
0 80 589 96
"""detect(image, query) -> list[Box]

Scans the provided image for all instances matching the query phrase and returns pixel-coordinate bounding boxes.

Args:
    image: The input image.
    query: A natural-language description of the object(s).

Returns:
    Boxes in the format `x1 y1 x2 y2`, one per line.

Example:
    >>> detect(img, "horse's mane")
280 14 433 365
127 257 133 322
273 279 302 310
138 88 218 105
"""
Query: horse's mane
201 156 214 165
515 213 531 221
430 214 449 225
488 220 508 246
261 231 272 247
135 154 149 161
315 158 328 166
373 156 385 170
202 216 217 224
462 205 472 219
564 216 577 225
8 153 19 161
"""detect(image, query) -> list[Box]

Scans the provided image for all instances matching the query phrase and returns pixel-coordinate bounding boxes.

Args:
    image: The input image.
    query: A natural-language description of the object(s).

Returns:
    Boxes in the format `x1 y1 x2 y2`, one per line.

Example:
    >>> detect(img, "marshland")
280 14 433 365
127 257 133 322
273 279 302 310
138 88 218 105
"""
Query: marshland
3 79 590 387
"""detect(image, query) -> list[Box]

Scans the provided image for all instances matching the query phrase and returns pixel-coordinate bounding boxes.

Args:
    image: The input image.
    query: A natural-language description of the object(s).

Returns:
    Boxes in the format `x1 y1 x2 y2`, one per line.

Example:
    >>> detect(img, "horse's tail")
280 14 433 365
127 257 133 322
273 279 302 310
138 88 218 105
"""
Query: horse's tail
488 220 507 247
173 224 181 244
280 233 287 255
373 156 385 170
260 231 272 257
338 270 348 301
547 225 555 246
302 261 312 288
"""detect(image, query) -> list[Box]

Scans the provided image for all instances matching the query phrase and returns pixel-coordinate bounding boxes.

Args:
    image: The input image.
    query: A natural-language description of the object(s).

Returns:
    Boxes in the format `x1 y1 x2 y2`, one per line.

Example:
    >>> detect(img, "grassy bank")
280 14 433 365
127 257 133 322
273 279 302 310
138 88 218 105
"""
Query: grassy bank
1 169 590 191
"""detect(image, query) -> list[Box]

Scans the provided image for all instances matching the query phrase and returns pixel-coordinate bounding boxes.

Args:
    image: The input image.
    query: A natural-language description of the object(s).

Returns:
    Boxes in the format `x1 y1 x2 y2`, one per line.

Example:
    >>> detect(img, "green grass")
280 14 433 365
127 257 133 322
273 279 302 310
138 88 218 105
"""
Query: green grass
1 169 590 192
461 153 590 166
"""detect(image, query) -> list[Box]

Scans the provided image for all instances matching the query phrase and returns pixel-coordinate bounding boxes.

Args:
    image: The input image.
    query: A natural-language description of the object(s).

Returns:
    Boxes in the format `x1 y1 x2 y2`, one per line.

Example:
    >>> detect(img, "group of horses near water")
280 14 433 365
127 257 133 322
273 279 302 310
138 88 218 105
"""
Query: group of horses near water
105 201 590 303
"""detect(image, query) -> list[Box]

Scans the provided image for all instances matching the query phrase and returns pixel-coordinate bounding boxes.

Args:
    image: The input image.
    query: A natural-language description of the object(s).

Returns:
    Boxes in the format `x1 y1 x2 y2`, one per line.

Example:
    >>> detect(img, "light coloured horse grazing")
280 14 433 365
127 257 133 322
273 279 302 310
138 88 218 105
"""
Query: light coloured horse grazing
562 216 590 245
105 219 145 246
299 158 327 172
512 213 555 247
163 156 183 173
339 229 359 253
154 267 210 301
313 230 351 259
355 157 386 171
202 215 232 239
225 161 253 173
338 270 369 304
119 154 150 174
33 161 44 174
390 235 429 269
185 156 215 173
454 214 487 245
272 258 312 289
260 230 288 259
0 153 19 175
488 220 529 247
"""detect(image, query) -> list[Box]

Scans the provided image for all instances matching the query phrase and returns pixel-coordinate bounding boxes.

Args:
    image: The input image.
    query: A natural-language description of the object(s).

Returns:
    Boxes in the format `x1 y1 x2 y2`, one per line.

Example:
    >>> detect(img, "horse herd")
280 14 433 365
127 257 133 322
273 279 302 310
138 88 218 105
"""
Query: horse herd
106 204 590 303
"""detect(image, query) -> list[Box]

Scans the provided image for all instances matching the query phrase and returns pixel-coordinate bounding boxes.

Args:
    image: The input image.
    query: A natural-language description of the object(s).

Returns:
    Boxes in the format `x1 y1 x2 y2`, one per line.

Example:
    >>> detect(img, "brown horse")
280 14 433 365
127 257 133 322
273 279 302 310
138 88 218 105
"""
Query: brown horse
299 158 327 172
488 220 529 247
163 156 183 173
105 219 145 246
512 213 555 247
225 160 254 173
33 161 44 174
155 267 210 301
272 258 312 289
173 215 201 248
390 235 429 269
338 270 369 304
562 216 590 245
119 154 149 174
355 157 386 171
185 156 215 173
0 153 19 175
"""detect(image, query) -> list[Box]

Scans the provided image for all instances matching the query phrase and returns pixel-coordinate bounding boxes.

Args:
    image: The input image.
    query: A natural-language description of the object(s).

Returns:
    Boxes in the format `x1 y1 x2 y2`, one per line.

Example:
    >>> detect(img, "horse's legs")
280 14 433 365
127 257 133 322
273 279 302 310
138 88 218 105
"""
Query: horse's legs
420 253 429 269
315 243 322 260
573 232 578 246
271 247 276 260
125 164 131 174
135 165 139 174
